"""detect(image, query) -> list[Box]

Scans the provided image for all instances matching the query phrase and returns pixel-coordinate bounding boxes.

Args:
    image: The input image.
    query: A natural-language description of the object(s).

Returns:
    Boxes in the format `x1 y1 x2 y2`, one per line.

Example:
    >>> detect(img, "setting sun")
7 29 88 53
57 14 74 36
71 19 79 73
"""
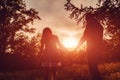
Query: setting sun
62 37 78 49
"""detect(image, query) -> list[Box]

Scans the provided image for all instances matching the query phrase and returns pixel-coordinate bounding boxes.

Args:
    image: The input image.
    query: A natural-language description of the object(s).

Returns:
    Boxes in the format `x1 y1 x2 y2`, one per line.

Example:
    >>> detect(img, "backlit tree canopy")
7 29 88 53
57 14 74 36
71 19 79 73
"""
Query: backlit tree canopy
65 0 120 45
0 0 40 55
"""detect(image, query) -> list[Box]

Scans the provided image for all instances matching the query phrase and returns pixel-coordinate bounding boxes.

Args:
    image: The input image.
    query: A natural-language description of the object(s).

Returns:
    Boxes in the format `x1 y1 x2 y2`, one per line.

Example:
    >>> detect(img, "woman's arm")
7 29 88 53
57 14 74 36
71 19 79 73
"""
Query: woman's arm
57 38 65 49
55 36 66 50
39 39 44 55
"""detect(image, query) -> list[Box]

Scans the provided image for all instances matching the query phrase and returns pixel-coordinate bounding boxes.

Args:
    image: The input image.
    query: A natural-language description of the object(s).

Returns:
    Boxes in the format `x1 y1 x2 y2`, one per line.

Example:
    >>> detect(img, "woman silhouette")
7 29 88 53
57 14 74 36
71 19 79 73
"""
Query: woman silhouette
40 27 65 80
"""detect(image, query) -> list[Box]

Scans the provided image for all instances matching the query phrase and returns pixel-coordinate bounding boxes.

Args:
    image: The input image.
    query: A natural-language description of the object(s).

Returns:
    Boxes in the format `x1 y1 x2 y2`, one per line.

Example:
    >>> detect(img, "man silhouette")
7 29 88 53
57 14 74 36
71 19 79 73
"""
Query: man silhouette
77 13 103 80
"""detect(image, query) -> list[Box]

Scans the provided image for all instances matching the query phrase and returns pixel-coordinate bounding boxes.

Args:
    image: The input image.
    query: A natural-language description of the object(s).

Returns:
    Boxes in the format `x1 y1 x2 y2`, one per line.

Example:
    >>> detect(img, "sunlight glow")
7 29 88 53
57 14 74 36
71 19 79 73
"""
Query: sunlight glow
62 37 78 49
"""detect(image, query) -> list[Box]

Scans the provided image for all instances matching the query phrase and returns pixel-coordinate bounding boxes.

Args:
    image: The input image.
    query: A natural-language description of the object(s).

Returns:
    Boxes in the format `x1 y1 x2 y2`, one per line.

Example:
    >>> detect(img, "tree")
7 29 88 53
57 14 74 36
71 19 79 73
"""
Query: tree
12 32 41 56
64 0 120 59
0 0 40 55
65 0 120 41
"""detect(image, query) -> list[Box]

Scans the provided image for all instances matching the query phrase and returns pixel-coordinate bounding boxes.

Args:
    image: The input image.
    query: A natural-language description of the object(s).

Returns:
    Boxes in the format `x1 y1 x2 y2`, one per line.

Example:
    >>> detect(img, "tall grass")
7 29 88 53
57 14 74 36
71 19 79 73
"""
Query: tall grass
0 62 120 80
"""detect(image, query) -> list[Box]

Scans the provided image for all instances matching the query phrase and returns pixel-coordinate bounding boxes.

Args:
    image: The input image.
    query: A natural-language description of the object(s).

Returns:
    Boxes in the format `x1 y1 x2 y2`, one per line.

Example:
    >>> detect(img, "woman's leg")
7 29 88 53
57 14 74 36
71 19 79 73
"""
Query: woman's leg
42 67 50 80
51 67 58 80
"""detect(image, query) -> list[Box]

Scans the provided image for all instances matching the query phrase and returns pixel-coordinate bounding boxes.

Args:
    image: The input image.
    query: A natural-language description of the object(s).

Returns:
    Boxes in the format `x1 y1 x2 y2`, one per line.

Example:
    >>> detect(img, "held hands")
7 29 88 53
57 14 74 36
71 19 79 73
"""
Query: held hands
60 41 83 53
72 41 83 53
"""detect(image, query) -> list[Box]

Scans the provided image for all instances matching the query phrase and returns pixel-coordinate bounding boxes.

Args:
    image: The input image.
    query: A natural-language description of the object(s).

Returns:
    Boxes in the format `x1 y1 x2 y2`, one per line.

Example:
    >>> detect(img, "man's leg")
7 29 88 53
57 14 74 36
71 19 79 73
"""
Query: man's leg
88 62 102 80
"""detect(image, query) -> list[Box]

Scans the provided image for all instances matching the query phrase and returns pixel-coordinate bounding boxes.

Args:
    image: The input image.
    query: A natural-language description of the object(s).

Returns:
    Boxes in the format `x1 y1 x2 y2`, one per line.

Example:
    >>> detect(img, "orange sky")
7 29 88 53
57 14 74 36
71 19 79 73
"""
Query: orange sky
26 0 98 43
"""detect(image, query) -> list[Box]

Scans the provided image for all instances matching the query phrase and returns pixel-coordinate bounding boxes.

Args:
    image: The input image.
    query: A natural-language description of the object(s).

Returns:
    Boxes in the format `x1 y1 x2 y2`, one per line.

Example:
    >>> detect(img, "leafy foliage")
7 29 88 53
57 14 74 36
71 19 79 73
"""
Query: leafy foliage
0 0 40 54
65 0 120 51
65 0 120 38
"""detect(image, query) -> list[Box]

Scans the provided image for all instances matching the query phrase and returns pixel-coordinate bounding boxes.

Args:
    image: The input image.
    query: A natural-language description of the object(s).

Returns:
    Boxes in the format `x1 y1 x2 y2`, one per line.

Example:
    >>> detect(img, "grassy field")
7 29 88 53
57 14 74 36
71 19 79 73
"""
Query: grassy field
0 62 120 80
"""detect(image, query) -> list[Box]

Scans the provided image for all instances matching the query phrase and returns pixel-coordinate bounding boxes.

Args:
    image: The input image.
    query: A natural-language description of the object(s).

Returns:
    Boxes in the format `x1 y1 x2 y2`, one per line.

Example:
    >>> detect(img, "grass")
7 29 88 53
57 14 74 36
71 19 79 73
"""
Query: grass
0 62 120 80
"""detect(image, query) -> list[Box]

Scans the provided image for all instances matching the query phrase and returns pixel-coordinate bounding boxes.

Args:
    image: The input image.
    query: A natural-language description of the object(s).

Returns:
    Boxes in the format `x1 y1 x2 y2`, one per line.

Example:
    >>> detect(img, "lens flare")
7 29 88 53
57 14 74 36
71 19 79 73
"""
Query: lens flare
62 37 78 49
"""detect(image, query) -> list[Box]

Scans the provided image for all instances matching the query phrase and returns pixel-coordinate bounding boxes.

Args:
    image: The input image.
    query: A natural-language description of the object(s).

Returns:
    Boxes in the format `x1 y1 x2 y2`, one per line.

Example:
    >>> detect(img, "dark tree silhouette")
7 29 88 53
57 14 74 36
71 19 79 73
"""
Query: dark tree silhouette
12 32 41 56
65 0 120 80
65 0 120 41
65 0 120 60
0 0 40 55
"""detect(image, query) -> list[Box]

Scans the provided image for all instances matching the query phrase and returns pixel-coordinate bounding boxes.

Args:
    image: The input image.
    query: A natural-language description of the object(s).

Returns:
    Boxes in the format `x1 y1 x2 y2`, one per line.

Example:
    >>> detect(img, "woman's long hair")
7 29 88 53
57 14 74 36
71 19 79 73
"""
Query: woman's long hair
42 27 52 40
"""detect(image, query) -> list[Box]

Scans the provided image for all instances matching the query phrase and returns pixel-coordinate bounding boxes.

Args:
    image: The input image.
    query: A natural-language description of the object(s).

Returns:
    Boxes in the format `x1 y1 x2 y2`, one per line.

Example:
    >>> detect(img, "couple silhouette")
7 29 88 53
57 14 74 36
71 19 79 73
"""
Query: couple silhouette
39 13 103 80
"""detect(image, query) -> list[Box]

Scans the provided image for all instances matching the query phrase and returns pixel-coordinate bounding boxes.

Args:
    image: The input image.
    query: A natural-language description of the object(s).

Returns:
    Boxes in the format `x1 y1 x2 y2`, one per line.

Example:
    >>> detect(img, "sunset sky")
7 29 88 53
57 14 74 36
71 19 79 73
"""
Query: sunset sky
26 0 98 47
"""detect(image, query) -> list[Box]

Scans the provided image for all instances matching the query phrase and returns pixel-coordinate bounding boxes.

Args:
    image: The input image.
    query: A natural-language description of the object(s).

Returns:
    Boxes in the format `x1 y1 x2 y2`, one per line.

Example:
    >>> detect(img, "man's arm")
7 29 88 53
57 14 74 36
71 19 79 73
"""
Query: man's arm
75 30 86 50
